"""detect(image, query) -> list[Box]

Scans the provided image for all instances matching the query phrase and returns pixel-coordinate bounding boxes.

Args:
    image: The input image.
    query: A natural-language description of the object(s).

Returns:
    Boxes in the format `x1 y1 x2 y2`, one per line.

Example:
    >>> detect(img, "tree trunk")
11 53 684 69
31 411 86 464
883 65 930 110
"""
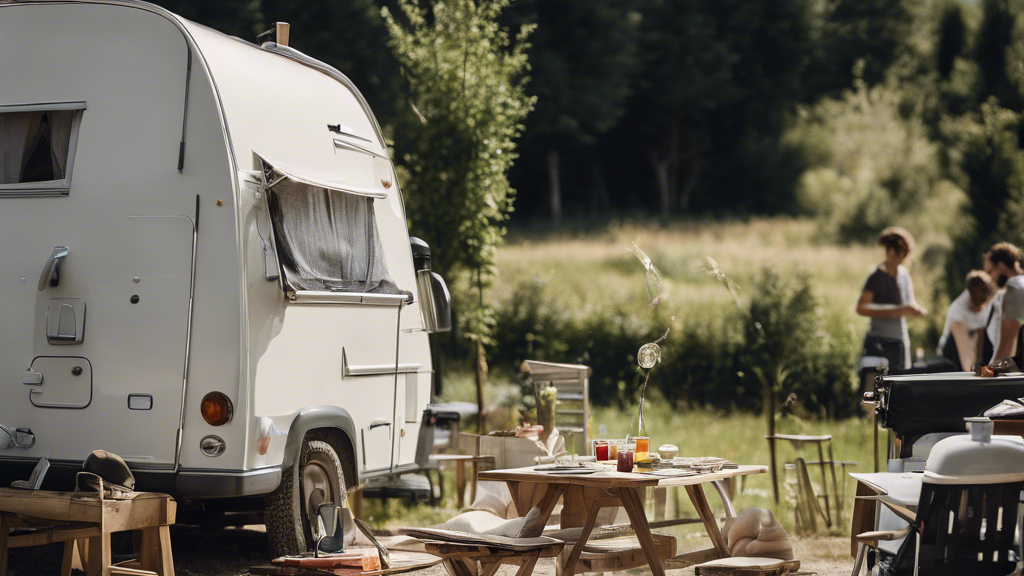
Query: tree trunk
678 154 701 212
475 339 488 433
650 148 671 216
547 148 562 223
766 376 779 503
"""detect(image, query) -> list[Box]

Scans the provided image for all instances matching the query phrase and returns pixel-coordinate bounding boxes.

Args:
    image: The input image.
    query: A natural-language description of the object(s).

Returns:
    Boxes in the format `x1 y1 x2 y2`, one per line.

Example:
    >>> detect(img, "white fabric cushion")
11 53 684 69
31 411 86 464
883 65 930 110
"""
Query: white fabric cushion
467 481 514 518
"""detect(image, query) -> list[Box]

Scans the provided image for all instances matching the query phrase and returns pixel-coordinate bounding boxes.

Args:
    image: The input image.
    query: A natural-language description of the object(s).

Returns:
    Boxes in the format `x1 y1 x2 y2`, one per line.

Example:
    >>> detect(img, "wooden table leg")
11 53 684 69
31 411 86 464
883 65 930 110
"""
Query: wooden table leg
828 441 842 526
470 459 479 505
456 460 467 508
617 488 667 576
514 551 541 576
560 500 604 576
139 527 159 574
684 484 729 558
62 538 87 576
0 513 8 576
157 525 174 576
86 534 111 576
816 442 832 526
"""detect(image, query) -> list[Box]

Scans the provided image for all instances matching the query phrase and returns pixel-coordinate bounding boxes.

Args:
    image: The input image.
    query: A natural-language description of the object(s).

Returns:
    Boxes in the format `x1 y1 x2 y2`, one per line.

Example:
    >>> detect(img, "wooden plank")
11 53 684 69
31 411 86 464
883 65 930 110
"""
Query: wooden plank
8 526 102 548
850 481 879 557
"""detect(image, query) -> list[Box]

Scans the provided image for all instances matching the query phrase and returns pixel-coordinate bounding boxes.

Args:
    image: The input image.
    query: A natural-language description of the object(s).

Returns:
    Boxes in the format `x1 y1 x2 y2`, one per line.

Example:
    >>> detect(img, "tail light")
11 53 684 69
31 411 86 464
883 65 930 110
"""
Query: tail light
201 392 233 426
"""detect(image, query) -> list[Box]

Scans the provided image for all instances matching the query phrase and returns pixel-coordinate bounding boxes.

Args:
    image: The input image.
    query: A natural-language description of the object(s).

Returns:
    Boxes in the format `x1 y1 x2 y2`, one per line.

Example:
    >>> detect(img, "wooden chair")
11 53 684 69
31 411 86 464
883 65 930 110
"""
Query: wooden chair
767 434 843 527
853 480 1024 576
0 487 176 576
521 361 591 455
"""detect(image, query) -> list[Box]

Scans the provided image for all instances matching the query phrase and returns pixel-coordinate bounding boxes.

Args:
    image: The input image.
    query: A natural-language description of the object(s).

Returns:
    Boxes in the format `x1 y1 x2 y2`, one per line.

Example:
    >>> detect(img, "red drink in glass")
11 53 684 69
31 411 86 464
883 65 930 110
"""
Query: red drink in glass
595 442 609 461
617 449 634 473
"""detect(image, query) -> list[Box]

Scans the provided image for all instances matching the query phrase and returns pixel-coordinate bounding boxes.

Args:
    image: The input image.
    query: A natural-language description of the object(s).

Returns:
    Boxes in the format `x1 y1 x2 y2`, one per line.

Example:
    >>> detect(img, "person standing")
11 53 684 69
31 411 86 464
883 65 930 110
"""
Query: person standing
856 227 927 371
937 270 997 370
985 242 1024 365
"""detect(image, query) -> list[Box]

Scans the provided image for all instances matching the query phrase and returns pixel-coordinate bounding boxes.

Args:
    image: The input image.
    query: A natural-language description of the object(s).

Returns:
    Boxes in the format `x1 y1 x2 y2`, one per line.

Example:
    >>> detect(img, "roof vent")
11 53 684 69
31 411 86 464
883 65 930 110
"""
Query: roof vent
257 22 290 47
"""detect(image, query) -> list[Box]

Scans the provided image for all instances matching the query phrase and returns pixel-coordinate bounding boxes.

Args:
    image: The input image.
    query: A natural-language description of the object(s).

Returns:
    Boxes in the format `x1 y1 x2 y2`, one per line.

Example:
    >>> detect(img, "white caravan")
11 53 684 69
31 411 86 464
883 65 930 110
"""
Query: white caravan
0 0 451 554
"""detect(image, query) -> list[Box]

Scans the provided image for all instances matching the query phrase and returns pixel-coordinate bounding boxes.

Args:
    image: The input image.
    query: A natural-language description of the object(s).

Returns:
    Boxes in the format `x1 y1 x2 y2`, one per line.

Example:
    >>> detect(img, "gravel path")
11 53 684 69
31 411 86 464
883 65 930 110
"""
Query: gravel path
5 524 856 576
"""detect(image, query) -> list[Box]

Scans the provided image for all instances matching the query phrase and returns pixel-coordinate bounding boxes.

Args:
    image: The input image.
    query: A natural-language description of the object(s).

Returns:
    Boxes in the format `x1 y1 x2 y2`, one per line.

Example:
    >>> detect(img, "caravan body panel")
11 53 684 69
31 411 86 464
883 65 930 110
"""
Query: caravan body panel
0 2 240 471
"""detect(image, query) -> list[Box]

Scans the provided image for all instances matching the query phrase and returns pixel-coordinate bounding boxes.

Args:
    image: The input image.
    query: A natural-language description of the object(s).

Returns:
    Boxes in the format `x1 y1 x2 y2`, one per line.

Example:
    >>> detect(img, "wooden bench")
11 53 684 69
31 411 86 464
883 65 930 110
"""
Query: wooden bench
0 487 176 576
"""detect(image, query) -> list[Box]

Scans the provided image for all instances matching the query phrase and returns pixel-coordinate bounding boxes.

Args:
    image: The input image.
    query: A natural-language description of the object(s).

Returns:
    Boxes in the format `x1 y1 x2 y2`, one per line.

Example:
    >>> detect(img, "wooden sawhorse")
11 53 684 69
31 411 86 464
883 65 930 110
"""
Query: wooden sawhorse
0 487 176 576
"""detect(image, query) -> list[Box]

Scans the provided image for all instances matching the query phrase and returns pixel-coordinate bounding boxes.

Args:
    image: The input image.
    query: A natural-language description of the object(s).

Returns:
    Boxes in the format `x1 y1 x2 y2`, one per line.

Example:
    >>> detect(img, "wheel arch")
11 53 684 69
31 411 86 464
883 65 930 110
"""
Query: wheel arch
282 406 359 487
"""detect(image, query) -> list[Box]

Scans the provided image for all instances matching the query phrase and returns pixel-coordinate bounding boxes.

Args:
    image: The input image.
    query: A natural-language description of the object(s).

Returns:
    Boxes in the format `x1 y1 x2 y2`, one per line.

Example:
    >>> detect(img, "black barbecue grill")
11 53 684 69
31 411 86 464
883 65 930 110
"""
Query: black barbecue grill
864 372 1024 458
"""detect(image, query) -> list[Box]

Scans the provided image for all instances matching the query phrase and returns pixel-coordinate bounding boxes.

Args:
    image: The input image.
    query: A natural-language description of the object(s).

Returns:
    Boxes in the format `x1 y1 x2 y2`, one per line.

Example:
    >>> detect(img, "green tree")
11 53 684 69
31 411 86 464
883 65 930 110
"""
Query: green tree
975 0 1024 109
811 0 914 95
505 0 641 221
382 0 534 420
943 100 1024 296
630 0 813 214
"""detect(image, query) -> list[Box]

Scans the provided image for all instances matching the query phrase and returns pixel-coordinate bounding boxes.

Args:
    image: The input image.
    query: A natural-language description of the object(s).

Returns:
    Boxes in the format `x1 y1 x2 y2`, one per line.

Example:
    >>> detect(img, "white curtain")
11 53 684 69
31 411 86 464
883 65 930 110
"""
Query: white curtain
268 177 402 294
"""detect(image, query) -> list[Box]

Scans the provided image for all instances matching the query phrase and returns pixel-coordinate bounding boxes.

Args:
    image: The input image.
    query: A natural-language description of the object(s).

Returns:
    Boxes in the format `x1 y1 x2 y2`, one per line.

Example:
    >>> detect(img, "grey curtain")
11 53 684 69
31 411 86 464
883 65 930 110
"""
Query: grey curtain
0 110 75 184
268 177 402 294
1 112 36 184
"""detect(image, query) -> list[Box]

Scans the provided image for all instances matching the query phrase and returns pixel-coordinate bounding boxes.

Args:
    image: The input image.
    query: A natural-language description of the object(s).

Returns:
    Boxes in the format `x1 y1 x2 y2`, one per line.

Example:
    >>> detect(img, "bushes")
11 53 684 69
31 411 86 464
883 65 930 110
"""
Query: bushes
487 269 861 418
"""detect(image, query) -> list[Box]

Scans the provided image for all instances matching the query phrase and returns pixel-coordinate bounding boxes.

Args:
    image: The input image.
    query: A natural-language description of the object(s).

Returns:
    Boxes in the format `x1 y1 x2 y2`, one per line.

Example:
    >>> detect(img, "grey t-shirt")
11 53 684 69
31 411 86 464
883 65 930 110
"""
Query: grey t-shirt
863 266 911 342
1001 276 1024 323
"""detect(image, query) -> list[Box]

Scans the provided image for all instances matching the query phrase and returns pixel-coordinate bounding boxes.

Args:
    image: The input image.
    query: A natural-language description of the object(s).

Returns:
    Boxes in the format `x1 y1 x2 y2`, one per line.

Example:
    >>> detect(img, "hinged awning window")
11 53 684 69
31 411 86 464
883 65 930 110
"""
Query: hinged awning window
257 154 403 295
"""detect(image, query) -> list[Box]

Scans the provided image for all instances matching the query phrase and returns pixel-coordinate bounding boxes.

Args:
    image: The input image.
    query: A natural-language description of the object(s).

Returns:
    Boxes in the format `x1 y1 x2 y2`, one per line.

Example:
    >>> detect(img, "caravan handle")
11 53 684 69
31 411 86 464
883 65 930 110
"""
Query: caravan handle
37 246 69 291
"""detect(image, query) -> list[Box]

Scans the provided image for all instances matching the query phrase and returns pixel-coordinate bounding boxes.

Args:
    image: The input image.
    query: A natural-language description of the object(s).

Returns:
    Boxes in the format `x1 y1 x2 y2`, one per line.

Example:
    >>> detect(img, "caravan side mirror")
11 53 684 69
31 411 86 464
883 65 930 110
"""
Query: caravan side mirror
410 237 451 333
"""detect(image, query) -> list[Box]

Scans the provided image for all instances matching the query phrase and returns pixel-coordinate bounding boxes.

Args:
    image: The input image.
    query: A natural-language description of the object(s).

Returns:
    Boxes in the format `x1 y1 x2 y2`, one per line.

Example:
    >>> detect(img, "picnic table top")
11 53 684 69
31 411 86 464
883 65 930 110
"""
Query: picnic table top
478 464 766 488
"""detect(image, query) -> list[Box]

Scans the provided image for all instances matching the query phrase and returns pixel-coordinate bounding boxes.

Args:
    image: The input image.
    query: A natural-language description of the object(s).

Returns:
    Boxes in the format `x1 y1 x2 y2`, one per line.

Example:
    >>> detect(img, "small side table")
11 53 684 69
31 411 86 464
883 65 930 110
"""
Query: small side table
429 455 496 508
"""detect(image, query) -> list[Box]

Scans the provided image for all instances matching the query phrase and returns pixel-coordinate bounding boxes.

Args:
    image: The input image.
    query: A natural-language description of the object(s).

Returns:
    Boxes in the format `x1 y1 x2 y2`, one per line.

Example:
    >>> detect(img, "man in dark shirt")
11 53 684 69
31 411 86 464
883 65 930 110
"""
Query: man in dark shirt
985 242 1024 365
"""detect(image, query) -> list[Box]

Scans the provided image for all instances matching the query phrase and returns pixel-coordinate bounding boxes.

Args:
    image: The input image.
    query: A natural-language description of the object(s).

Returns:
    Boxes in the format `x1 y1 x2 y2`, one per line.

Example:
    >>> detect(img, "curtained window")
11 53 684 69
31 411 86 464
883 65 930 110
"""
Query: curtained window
0 103 84 195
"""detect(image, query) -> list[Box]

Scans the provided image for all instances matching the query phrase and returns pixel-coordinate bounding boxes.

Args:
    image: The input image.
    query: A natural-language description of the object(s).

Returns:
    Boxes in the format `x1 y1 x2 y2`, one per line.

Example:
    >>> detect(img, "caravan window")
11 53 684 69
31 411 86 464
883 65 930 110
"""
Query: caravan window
267 177 402 294
0 102 85 196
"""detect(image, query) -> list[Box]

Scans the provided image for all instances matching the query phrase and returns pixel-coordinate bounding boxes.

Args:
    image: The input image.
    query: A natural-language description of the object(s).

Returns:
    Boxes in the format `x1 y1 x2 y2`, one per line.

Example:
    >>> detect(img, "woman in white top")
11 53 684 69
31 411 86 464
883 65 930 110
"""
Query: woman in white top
937 270 997 370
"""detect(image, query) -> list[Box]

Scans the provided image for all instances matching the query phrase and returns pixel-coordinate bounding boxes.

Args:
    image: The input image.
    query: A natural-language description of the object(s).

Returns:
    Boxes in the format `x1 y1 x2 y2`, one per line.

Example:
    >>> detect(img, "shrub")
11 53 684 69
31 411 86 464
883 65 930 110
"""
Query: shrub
488 269 861 418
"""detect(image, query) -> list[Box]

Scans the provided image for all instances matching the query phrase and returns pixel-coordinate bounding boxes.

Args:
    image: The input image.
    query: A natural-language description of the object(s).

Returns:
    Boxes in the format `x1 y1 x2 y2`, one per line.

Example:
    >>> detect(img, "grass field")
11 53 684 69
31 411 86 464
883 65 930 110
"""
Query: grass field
492 217 900 322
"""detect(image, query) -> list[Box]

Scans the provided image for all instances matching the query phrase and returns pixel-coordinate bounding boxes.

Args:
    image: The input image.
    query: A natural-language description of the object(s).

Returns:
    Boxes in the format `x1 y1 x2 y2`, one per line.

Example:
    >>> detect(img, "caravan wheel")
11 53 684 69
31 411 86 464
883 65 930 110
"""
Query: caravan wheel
264 439 347 557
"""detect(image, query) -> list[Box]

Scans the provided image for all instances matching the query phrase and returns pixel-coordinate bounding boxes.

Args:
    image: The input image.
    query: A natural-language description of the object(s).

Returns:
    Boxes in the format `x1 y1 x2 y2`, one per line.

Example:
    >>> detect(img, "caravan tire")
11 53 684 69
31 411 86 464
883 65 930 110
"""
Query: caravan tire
264 439 347 558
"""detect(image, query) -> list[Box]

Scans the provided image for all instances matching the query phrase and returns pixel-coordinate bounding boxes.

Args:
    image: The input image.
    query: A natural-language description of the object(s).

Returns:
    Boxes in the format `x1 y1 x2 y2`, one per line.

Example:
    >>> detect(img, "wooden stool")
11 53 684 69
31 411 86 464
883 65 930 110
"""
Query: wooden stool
0 487 176 576
424 540 564 576
428 455 496 508
694 557 801 576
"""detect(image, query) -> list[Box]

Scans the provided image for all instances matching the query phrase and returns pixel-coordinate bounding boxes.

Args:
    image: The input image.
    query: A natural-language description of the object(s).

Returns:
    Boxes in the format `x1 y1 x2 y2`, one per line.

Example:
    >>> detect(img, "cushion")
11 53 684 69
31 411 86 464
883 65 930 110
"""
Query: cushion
721 508 794 561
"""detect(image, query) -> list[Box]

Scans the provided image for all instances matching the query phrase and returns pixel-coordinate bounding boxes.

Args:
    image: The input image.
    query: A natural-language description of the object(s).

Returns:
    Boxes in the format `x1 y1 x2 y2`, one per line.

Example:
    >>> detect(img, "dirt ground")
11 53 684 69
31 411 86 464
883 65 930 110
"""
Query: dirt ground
5 524 856 576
